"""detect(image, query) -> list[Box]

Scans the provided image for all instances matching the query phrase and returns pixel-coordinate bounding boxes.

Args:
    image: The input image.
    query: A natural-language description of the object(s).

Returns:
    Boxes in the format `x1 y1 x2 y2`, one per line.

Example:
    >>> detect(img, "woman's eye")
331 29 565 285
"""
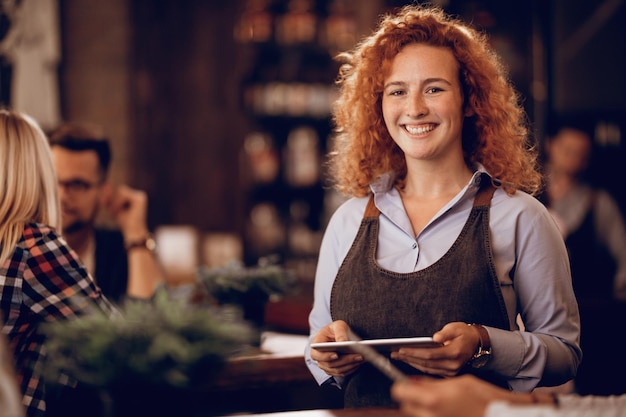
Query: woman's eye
425 87 444 94
388 89 405 96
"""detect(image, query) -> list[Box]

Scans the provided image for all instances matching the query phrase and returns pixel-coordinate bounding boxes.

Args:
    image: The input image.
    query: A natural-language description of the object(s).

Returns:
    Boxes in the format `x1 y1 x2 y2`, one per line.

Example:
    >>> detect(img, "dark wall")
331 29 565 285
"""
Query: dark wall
550 0 625 114
130 0 249 233
58 0 626 235
549 0 626 212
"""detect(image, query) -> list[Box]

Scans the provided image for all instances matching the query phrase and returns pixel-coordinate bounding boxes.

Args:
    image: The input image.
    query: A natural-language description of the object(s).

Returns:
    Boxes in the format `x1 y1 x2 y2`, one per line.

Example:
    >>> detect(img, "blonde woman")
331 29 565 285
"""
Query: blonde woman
0 109 116 417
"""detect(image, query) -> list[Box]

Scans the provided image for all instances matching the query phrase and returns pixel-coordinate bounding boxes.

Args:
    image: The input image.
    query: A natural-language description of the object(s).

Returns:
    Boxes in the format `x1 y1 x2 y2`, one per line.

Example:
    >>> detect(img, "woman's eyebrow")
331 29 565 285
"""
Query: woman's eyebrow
384 77 453 90
422 77 453 86
383 80 406 90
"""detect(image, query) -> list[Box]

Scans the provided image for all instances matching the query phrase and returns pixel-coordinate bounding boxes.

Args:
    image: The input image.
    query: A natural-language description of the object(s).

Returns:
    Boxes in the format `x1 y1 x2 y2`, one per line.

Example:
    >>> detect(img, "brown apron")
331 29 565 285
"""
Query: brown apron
330 179 509 407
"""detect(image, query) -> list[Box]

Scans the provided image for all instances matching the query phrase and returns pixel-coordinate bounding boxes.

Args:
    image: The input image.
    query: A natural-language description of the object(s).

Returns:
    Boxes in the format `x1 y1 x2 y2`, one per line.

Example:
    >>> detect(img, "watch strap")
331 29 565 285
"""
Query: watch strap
125 234 157 253
470 323 491 354
468 323 492 368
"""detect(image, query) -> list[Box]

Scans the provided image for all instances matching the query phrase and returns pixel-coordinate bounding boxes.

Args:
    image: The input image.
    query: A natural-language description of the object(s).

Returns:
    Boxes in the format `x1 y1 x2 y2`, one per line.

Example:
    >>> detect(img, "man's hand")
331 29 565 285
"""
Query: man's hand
106 184 150 244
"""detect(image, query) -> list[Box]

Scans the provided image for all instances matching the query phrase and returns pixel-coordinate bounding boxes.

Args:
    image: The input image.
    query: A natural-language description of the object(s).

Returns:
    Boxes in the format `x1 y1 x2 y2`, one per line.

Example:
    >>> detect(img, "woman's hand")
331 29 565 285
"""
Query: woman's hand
310 320 364 378
391 322 480 377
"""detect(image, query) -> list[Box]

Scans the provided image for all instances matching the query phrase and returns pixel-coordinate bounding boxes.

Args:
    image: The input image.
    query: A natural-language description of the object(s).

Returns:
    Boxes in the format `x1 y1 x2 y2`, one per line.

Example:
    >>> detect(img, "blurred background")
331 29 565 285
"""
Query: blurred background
0 0 624 282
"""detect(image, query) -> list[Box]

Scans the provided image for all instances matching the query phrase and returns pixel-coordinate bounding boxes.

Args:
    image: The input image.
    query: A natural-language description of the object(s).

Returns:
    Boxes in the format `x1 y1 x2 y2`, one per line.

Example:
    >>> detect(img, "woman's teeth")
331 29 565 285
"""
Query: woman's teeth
405 124 434 135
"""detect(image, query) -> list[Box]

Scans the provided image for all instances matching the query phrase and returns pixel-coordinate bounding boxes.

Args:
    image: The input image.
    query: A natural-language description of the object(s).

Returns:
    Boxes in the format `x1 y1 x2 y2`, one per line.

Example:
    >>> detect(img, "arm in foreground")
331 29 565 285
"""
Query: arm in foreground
391 374 556 417
392 374 626 417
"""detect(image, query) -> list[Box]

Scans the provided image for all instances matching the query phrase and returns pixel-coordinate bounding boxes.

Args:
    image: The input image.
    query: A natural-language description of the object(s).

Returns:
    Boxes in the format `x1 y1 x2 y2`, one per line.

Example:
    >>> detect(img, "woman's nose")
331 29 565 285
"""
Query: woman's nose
406 93 428 118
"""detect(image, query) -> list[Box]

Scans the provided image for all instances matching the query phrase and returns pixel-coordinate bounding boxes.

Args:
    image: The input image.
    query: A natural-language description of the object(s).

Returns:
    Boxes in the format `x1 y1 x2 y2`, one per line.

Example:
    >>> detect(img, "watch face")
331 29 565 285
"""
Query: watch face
145 237 157 251
471 353 491 368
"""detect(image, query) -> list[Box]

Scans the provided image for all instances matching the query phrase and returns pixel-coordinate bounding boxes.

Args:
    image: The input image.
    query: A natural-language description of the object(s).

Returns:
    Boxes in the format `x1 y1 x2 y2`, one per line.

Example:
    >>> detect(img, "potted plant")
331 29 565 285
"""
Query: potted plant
43 290 258 417
194 256 298 327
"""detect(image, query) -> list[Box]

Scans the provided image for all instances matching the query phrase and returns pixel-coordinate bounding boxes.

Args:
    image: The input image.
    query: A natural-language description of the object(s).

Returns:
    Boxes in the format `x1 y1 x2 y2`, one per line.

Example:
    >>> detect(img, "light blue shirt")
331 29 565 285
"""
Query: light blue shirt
306 170 582 392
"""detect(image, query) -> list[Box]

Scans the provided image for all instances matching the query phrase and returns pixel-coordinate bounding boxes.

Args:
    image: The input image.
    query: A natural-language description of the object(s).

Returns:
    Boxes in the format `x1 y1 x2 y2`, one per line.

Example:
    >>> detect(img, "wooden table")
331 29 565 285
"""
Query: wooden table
202 332 344 415
217 408 403 417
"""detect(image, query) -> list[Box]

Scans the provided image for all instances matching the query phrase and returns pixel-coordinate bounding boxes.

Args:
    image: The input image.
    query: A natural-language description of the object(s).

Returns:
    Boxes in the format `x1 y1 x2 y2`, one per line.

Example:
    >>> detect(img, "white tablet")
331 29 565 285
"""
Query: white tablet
311 337 442 353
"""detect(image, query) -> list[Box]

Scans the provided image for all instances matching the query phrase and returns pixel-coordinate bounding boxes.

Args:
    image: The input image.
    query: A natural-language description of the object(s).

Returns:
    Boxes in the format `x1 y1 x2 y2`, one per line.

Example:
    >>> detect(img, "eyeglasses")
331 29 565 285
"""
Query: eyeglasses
58 179 103 194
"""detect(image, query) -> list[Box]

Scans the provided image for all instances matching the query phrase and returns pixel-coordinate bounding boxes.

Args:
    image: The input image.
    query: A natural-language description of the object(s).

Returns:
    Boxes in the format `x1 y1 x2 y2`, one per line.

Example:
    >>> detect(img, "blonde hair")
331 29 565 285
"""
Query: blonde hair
0 109 61 264
328 5 541 197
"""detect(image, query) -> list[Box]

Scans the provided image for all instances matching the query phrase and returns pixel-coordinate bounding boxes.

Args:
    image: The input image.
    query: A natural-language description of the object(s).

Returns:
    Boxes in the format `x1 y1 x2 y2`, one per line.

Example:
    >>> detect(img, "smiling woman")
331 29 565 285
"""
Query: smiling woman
305 4 581 409
381 43 471 235
382 44 468 169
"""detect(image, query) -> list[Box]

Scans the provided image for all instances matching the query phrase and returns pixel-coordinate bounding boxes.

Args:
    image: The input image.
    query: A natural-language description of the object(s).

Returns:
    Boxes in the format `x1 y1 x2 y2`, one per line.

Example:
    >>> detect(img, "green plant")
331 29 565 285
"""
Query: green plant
43 290 258 389
195 257 298 305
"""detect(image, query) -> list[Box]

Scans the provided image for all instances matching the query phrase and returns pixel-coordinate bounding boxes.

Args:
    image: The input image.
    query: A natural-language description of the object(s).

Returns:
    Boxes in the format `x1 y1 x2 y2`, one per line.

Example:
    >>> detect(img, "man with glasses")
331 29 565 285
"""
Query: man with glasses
48 123 163 303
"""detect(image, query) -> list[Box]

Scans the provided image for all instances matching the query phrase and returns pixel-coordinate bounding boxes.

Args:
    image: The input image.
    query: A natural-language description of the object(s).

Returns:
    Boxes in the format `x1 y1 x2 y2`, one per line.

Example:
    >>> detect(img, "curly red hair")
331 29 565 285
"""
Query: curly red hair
328 5 541 197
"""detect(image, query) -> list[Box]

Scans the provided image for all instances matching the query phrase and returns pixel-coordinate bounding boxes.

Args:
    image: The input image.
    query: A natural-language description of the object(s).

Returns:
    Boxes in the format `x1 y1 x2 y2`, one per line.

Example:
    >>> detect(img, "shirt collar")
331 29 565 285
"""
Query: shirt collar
369 165 492 196
370 171 396 194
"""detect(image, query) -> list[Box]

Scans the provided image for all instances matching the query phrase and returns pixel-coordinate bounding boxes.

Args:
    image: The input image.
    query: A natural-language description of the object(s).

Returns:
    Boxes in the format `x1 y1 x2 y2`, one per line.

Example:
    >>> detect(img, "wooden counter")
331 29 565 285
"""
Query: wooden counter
211 332 312 386
203 332 343 415
211 352 313 390
217 408 403 417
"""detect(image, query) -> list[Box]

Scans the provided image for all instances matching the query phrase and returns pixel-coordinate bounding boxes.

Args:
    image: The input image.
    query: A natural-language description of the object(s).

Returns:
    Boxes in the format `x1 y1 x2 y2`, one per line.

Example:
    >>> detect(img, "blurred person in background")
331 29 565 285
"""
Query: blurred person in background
0 108 117 417
539 115 626 395
48 123 164 303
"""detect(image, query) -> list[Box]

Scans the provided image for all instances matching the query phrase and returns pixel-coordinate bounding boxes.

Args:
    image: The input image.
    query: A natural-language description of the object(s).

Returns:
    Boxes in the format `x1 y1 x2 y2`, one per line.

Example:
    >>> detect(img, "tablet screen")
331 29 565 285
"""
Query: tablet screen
311 337 441 353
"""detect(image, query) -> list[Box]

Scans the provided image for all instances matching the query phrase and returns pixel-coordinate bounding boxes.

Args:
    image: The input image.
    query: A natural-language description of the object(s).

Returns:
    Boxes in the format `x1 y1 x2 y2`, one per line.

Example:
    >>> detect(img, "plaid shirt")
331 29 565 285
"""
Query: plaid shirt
1 223 117 417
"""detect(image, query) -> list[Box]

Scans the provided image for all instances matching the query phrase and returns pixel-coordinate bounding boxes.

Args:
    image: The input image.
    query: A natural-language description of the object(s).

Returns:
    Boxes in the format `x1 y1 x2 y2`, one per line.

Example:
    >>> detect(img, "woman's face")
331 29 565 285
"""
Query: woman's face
382 43 468 166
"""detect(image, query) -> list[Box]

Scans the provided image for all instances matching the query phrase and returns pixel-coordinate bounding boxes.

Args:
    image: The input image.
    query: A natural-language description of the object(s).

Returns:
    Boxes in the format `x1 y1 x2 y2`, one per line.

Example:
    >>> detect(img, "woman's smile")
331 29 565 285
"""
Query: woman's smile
382 43 466 163
403 123 436 136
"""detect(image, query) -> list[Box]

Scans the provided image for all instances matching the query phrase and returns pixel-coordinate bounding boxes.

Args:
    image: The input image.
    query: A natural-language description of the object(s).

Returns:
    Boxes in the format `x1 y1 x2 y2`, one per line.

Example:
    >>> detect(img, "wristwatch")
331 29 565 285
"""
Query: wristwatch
125 234 157 253
468 324 492 368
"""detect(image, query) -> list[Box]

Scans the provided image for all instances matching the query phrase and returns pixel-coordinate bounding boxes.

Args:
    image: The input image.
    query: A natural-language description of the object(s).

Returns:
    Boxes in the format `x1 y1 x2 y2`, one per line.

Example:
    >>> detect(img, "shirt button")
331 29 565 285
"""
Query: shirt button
412 242 417 249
